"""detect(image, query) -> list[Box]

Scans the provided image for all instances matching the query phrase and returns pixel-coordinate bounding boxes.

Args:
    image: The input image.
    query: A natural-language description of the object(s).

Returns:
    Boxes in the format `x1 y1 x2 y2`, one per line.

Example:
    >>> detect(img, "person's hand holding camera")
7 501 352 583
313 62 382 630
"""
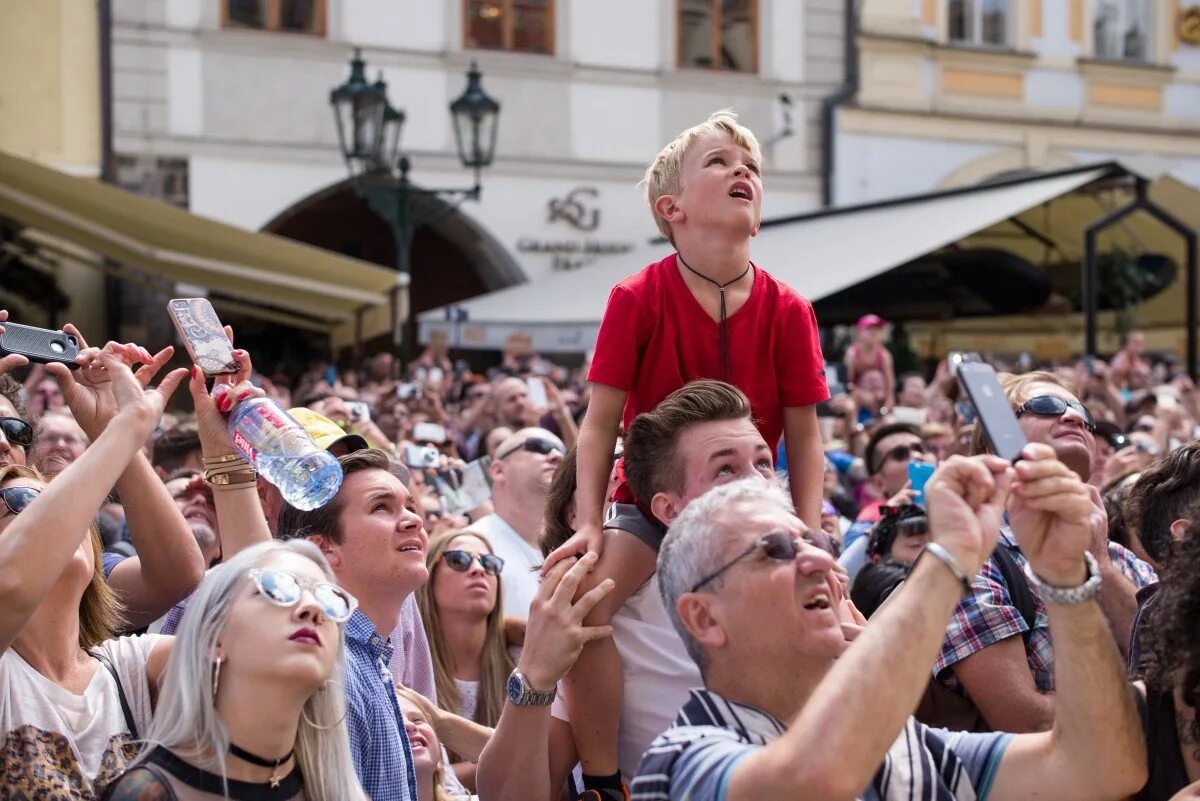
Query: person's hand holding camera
1007 443 1095 587
922 454 1014 579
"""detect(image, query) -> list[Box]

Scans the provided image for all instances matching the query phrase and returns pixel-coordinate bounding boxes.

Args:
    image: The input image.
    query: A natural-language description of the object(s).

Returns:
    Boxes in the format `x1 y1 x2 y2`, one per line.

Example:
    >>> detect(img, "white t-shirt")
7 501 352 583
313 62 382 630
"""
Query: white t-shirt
551 577 700 781
454 678 479 722
471 513 542 618
0 634 161 799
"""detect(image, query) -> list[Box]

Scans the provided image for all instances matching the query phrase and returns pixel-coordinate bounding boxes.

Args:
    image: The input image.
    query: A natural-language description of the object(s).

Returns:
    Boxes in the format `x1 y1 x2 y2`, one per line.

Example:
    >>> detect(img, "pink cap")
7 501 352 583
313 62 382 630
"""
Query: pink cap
856 314 887 330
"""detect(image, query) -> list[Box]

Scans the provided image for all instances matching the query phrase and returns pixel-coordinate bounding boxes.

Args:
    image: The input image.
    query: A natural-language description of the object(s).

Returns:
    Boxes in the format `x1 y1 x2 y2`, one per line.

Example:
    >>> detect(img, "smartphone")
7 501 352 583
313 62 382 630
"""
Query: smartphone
412 421 447 444
443 456 493 516
396 382 421 401
0 323 80 368
890 406 926 425
427 367 444 386
526 377 549 409
167 298 237 376
345 401 370 423
402 444 441 469
955 359 1028 463
908 460 936 506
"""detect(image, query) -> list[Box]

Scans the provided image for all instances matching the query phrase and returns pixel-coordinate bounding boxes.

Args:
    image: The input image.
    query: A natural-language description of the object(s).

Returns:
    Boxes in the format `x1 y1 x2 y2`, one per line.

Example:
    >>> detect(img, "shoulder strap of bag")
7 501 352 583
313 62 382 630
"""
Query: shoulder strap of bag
91 648 138 740
991 546 1037 646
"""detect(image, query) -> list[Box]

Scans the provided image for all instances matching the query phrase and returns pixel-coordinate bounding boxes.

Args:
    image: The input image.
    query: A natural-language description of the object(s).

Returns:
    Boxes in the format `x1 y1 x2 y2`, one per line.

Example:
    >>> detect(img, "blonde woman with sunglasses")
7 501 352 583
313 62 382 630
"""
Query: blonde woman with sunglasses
416 530 514 790
103 540 368 801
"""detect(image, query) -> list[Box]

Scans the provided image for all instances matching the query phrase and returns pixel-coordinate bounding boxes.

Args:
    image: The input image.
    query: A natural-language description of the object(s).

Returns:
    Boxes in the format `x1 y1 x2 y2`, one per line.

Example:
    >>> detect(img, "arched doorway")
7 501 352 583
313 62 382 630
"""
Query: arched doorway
254 177 525 364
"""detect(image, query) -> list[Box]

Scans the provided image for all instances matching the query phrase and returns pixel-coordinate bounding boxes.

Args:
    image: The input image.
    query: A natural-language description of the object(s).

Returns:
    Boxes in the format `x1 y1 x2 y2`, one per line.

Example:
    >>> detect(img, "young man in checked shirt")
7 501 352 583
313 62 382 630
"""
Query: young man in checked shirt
936 371 1156 733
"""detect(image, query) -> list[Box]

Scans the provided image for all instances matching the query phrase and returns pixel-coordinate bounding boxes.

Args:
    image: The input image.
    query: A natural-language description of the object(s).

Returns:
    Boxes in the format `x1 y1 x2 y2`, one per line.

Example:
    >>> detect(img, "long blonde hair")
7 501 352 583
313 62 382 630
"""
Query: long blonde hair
416 530 514 731
140 540 367 801
0 464 122 649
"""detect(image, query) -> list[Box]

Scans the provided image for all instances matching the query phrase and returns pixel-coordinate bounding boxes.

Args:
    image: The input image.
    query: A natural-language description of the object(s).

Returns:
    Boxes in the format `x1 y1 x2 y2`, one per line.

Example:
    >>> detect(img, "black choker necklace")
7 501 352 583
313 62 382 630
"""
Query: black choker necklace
677 253 752 381
229 742 294 789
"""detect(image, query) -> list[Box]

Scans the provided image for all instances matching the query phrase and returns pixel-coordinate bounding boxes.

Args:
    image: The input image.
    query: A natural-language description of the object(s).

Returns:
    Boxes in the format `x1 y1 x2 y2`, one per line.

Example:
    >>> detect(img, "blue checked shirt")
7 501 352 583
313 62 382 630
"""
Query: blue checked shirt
936 524 1157 693
344 609 418 801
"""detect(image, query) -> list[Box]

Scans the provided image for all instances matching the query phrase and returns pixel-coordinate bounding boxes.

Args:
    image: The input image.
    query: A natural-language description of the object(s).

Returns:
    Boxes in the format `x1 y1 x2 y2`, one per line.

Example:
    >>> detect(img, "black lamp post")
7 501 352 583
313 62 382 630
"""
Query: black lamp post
329 48 500 360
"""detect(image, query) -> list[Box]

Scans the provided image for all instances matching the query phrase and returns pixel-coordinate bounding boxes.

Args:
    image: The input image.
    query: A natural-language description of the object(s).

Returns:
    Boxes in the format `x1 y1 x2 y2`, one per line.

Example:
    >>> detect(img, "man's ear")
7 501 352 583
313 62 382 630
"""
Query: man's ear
651 490 684 527
489 458 505 486
676 593 726 653
654 194 684 227
1170 518 1190 543
308 534 341 569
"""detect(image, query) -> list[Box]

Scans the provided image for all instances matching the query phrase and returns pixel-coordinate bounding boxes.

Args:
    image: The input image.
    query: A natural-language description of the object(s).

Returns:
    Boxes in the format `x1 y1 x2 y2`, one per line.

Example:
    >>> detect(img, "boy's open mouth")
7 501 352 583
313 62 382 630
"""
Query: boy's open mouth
728 181 754 201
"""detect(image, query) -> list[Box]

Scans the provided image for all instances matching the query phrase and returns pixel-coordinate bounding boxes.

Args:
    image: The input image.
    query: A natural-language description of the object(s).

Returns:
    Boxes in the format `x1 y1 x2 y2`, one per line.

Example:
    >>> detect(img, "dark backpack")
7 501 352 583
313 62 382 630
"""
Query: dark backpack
914 546 1038 732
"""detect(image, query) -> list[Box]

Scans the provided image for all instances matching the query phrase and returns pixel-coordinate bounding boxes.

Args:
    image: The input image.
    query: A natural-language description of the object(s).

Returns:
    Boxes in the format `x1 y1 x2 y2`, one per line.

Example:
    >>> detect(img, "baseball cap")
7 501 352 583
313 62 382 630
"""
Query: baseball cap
856 314 887 330
288 407 368 453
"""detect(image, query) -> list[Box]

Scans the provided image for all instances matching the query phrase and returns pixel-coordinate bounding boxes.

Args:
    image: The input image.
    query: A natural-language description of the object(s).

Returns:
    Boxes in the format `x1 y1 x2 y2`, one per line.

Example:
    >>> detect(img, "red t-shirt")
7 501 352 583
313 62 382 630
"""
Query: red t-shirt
587 253 829 448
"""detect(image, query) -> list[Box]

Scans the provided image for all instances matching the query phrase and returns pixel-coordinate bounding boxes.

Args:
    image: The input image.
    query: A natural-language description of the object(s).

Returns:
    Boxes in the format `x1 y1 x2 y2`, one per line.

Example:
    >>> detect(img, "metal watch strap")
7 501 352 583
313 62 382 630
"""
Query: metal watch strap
1023 551 1102 605
508 670 556 706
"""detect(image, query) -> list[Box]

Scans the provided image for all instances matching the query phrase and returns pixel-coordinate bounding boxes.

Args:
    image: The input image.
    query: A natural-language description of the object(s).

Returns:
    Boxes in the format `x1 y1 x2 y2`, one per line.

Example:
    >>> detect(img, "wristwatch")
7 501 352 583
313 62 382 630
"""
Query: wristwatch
506 670 556 706
1023 551 1102 605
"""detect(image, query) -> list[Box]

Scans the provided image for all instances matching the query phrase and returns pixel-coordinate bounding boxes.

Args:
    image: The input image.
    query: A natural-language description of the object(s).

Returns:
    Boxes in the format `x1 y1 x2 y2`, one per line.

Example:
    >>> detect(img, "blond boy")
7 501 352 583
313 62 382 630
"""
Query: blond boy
542 112 829 798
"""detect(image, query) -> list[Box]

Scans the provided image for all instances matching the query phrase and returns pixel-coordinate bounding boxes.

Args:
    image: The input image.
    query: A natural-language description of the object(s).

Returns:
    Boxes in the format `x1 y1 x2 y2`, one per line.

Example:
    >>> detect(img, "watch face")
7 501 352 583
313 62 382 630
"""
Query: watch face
507 672 523 703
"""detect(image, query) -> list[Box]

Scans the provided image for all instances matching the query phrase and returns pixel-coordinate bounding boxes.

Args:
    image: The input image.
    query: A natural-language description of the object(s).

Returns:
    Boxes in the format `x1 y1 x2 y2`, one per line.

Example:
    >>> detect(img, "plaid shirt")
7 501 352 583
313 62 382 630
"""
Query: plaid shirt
344 609 418 801
936 524 1157 693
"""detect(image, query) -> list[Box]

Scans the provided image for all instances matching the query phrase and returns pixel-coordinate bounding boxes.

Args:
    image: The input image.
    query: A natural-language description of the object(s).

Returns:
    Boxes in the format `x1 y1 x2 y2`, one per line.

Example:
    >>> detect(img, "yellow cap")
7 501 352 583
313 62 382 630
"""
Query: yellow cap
288 407 369 453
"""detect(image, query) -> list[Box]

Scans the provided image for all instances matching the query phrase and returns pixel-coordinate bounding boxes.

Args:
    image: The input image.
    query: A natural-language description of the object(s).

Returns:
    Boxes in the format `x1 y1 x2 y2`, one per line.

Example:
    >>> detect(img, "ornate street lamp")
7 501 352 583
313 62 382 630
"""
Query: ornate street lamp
329 50 501 362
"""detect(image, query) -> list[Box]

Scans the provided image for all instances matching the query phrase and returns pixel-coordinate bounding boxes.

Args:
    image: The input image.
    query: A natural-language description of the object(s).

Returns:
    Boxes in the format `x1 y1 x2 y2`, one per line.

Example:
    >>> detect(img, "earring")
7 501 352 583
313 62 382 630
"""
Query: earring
212 655 223 700
301 679 348 730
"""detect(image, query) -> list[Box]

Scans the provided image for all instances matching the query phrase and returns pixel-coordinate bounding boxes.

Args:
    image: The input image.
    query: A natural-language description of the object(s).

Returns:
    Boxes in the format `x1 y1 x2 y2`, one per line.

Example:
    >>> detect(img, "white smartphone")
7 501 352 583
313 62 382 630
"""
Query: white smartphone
526 377 549 409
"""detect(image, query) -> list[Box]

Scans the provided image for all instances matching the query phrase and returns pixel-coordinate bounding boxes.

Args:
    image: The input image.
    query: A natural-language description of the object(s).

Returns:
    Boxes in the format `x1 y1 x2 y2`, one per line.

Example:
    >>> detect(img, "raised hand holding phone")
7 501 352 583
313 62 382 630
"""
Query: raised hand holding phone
954 357 1028 463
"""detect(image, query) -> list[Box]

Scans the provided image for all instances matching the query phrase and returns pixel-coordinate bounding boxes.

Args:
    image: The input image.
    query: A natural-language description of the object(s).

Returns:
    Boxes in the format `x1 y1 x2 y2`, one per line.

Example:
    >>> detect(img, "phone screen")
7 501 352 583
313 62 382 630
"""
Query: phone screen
526 378 549 409
955 360 1028 463
908 460 936 506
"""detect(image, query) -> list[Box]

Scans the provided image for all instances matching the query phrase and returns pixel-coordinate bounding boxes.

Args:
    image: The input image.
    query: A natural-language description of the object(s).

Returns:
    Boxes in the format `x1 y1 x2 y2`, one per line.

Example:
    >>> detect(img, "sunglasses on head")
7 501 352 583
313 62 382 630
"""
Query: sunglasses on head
498 437 566 461
0 417 33 448
442 549 505 576
0 485 40 516
690 531 804 593
1017 395 1096 432
246 568 358 624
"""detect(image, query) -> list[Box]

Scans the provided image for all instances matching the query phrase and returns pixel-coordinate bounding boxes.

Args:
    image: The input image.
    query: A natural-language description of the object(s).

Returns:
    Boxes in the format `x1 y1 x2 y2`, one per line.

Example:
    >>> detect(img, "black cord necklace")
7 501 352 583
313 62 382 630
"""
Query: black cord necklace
677 253 752 381
229 742 294 789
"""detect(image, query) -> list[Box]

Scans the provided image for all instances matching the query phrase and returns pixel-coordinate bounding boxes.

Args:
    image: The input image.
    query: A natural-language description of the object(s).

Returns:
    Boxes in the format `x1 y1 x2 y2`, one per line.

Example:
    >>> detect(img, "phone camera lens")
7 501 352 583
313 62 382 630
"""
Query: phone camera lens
49 341 65 354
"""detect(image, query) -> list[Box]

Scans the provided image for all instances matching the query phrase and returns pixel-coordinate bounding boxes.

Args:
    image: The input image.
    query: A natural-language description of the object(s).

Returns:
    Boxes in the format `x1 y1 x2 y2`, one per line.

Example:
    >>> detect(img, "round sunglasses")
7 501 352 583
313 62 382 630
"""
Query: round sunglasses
246 568 358 624
0 417 33 448
441 549 505 576
0 485 40 516
1017 395 1096 432
690 531 804 593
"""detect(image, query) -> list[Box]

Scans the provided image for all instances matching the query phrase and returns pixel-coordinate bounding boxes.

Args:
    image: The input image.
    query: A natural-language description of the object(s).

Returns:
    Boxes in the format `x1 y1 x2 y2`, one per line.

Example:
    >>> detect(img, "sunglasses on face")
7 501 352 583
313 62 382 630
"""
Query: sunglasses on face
442 549 505 576
879 442 927 470
0 417 33 448
498 437 566 461
0 486 40 516
690 531 804 593
246 568 358 624
1017 395 1096 432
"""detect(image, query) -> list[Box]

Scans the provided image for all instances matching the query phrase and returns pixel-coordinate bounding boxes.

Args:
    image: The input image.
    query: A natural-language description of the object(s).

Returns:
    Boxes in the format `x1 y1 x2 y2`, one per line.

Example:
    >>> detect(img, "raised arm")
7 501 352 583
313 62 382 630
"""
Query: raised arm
541 383 626 573
988 450 1146 801
477 552 614 801
190 340 272 558
728 454 1014 801
0 350 185 653
46 336 204 628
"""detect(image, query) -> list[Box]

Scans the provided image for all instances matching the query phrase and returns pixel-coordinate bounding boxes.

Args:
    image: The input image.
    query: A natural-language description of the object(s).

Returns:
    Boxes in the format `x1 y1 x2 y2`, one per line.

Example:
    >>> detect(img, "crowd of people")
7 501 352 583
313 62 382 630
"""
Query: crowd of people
3 110 1199 801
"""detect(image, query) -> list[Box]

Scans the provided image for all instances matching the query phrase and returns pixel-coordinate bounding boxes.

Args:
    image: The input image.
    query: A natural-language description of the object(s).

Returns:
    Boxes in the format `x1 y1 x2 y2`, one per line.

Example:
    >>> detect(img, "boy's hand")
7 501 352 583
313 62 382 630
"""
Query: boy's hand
540 521 604 577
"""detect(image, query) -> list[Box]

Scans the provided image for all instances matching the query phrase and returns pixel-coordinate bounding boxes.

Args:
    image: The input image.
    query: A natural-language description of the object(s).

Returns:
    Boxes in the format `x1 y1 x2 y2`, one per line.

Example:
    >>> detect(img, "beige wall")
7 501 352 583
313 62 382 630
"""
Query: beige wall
0 0 105 336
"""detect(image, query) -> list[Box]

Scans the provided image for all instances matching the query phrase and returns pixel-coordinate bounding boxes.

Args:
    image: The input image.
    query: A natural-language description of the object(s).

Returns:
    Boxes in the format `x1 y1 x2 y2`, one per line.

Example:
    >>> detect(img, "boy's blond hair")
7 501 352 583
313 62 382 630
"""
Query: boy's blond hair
642 110 762 245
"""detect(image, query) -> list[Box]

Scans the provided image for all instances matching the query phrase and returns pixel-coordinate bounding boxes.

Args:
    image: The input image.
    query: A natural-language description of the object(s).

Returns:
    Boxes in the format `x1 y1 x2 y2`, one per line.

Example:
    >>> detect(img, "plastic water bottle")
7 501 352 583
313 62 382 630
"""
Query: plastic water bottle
227 398 343 510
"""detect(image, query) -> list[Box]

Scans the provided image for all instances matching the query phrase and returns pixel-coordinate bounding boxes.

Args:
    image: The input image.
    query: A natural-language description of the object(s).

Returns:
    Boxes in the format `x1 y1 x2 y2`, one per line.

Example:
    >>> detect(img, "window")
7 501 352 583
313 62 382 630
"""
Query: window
465 1 554 55
1093 0 1152 61
678 0 758 73
948 0 1011 47
222 0 326 35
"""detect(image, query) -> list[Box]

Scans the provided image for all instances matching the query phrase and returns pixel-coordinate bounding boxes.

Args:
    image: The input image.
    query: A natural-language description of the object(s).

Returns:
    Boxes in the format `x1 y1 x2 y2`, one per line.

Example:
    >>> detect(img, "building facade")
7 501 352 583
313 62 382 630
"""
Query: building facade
835 0 1200 204
110 0 847 350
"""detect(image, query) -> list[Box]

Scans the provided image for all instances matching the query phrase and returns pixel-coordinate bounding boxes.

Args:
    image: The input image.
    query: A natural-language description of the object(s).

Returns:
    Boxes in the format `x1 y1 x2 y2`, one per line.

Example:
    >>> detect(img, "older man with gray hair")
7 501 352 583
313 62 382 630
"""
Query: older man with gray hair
633 445 1146 801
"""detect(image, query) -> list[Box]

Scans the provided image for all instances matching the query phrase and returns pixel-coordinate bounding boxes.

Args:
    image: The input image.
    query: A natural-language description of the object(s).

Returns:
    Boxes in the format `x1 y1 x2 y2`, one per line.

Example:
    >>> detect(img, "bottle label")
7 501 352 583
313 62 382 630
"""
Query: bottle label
231 401 302 466
232 428 259 463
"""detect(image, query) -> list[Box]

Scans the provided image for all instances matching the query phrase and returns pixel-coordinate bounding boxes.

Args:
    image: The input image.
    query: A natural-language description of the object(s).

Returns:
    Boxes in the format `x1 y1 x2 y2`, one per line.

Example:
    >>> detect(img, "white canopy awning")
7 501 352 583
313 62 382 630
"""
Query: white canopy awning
420 163 1120 352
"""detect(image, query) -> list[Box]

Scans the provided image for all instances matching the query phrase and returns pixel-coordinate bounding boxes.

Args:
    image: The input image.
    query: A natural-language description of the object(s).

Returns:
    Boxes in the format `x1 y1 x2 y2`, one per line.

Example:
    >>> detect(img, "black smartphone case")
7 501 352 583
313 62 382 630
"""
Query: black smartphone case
0 323 81 368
